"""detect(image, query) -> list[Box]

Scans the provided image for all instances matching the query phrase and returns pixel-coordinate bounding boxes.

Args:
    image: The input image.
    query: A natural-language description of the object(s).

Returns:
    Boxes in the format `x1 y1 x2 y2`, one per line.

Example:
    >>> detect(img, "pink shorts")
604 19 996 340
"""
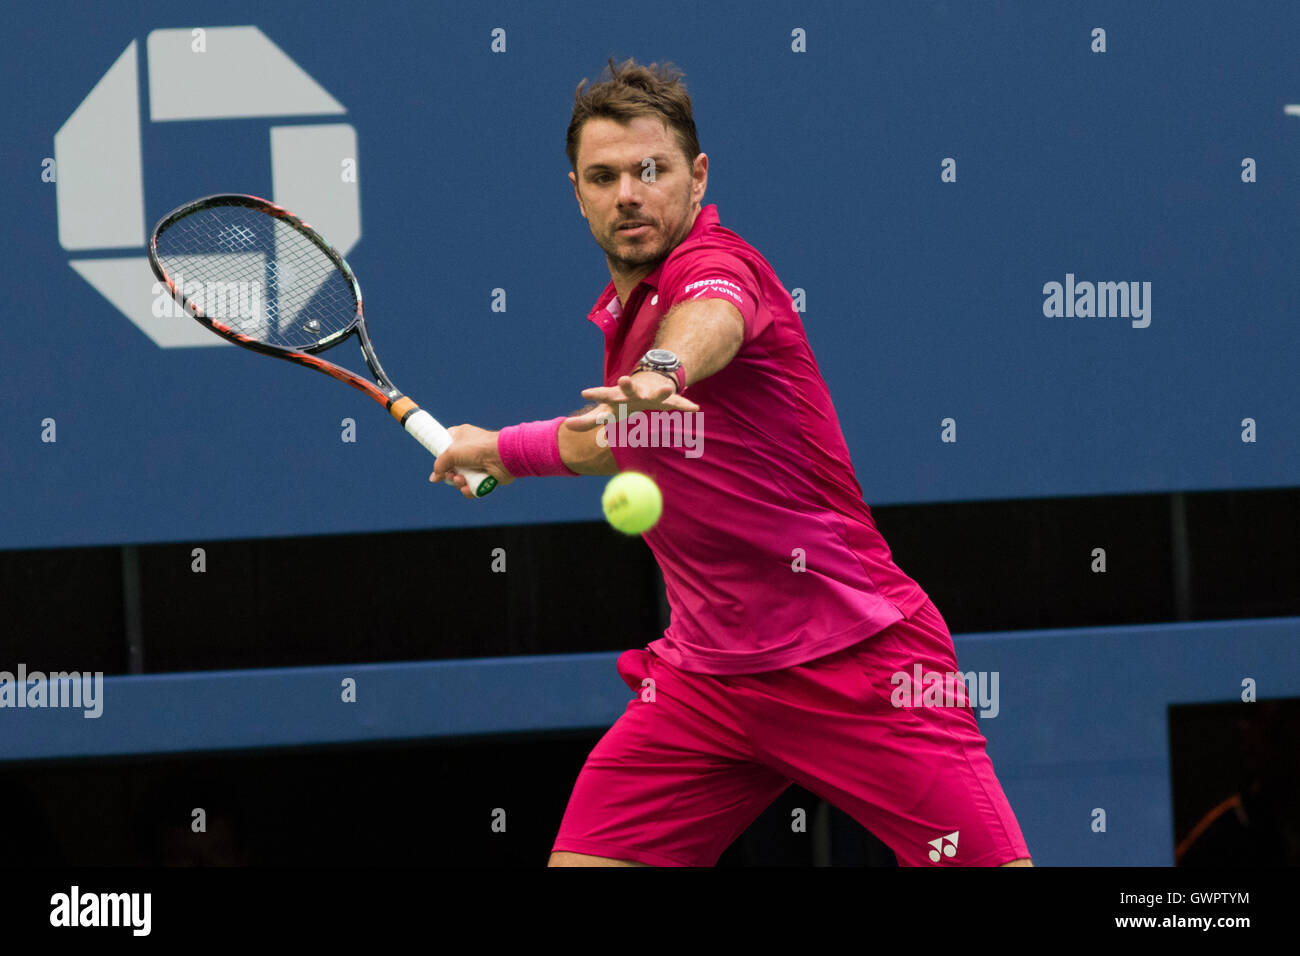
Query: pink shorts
551 598 1029 866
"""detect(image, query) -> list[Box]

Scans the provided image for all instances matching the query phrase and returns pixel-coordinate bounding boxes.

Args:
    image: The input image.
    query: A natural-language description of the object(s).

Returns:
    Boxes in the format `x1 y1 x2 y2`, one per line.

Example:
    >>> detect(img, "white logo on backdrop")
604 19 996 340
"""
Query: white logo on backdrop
54 26 360 347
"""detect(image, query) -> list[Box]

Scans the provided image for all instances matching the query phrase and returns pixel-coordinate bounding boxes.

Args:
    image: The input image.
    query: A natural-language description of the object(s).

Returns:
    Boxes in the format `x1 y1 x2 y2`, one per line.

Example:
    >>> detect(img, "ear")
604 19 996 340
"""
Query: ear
691 153 709 206
569 171 587 219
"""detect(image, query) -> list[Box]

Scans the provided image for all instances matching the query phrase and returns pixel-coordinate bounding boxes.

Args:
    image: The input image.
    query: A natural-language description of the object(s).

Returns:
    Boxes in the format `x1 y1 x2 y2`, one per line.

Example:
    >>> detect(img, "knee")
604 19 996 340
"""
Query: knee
548 851 647 867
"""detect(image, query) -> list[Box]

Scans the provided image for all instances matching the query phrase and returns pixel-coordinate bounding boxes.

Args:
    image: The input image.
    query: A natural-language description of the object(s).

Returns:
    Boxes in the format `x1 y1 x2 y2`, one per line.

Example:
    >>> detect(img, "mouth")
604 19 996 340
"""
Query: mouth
616 221 651 236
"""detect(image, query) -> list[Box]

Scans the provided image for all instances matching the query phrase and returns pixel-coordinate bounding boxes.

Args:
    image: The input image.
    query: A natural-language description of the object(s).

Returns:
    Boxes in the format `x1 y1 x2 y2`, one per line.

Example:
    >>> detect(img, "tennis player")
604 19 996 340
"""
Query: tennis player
433 58 1032 867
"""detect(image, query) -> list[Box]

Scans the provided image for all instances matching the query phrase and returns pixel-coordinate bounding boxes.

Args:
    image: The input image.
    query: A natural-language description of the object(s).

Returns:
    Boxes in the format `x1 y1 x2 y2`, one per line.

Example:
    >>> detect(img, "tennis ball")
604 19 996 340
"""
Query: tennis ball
602 471 662 535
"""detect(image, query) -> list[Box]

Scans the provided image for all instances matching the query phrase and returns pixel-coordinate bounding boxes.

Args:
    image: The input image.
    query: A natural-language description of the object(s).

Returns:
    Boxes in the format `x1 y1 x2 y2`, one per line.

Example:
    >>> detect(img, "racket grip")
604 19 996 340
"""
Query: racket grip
402 408 499 497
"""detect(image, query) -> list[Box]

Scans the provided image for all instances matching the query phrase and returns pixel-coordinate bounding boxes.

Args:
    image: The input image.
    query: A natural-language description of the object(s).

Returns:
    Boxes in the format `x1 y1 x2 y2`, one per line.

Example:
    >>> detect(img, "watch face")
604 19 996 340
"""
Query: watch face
645 348 677 366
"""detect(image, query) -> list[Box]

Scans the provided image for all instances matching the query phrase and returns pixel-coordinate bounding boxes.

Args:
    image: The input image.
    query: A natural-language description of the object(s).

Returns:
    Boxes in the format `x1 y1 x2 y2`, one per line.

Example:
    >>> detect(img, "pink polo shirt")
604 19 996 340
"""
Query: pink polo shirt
588 204 929 674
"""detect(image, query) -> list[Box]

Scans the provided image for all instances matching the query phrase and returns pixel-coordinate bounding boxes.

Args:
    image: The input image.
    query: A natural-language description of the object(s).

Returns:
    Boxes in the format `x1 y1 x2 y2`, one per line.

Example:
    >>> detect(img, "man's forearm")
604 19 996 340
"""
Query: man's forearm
651 298 745 388
552 297 746 476
558 418 618 474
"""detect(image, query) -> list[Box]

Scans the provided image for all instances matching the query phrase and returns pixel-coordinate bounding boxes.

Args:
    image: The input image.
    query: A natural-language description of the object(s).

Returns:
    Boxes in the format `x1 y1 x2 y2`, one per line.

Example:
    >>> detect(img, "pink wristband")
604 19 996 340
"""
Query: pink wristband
497 417 578 478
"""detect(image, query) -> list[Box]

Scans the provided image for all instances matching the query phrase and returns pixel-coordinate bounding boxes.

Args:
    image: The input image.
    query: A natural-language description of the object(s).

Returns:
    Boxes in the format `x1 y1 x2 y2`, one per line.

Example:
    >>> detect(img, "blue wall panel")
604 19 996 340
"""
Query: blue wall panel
2 1 1298 548
4 616 1296 865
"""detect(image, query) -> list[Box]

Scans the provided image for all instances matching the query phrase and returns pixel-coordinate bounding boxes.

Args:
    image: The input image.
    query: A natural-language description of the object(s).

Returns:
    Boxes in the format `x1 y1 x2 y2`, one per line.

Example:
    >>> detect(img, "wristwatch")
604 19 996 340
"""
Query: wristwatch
635 348 686 394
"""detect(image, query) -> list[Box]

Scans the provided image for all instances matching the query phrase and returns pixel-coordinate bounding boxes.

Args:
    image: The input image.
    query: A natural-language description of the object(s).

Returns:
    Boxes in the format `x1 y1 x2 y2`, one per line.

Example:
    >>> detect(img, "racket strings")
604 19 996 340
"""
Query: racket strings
153 203 358 351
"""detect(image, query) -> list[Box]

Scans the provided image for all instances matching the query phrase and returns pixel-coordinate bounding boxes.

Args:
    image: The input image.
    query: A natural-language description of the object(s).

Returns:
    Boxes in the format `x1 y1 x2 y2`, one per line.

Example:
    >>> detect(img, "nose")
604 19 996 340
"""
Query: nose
616 171 644 207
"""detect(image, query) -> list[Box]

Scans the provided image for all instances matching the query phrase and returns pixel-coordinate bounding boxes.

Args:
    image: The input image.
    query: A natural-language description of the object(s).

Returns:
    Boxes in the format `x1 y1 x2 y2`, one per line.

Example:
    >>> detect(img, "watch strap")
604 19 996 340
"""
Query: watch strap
637 365 680 394
635 351 686 395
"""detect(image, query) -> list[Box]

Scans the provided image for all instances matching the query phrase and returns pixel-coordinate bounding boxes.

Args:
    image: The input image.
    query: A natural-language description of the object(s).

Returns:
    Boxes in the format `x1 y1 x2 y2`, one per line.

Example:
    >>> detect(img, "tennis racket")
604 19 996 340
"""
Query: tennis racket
147 193 497 497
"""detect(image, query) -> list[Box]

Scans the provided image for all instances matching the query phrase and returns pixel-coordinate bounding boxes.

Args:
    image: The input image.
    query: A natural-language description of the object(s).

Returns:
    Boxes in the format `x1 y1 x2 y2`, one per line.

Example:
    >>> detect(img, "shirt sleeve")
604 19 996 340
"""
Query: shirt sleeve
659 247 769 344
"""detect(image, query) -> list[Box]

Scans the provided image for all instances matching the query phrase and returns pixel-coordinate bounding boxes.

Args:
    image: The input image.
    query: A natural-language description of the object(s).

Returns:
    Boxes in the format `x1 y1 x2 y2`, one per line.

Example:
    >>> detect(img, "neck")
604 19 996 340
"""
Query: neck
611 264 655 307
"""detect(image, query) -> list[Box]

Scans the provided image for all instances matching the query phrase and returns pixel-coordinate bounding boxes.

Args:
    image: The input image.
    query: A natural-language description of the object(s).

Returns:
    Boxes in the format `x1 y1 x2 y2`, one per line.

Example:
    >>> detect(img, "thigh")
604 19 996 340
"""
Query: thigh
552 649 790 867
739 602 1030 866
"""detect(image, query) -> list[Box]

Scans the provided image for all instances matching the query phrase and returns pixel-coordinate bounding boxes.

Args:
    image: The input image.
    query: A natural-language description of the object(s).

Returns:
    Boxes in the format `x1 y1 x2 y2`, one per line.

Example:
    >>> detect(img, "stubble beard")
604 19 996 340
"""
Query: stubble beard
598 189 693 273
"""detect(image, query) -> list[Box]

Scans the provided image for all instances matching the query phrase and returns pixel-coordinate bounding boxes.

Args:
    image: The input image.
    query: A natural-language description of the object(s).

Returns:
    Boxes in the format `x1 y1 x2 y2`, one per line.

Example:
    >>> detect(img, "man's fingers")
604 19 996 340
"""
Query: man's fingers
430 447 462 483
433 468 471 496
430 450 450 482
425 423 499 499
615 374 659 402
664 394 700 412
564 406 609 432
583 376 670 405
580 386 626 404
579 378 700 416
431 424 470 478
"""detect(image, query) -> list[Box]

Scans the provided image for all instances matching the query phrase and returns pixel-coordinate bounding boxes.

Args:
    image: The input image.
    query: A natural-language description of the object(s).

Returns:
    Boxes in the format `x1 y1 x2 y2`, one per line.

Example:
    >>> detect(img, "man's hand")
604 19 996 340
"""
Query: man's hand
564 370 700 432
430 425 516 500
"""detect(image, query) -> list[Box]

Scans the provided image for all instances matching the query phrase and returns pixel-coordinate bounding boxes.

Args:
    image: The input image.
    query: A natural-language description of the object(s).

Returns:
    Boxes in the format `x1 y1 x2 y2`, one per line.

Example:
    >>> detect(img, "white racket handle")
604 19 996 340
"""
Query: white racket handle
402 408 498 497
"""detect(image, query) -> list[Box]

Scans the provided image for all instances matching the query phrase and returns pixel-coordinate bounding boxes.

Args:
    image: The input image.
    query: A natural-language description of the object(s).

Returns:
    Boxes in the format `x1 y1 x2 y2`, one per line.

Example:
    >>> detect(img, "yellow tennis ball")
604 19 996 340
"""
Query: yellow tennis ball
602 471 662 535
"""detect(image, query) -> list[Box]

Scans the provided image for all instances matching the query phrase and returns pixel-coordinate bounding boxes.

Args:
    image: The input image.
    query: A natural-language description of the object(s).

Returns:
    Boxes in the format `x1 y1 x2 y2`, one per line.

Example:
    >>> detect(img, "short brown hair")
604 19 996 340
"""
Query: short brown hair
566 57 701 171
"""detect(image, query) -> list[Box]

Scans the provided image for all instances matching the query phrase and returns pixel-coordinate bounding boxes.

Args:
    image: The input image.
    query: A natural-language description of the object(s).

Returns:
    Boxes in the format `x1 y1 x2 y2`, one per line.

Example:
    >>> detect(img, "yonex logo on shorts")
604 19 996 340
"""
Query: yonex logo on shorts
889 664 999 718
928 831 959 862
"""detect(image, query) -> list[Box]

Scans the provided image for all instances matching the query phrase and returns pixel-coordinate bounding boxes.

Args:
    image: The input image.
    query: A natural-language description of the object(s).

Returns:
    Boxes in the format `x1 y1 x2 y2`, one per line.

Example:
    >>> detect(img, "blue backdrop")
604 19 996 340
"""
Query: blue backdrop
3 0 1298 549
